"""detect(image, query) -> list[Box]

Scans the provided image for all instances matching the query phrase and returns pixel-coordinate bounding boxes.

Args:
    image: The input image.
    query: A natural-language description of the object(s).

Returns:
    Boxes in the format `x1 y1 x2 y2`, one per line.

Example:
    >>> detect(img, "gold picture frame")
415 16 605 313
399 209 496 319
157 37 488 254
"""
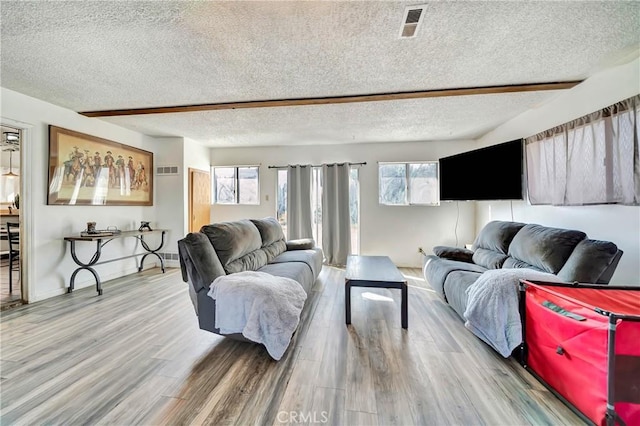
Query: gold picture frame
47 125 153 206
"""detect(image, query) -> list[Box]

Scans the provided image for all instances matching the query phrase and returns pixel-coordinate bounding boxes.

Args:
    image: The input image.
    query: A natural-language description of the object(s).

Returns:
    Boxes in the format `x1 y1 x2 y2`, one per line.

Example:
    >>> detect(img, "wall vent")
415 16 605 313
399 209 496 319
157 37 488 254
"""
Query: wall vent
399 5 427 38
159 252 179 261
156 165 179 176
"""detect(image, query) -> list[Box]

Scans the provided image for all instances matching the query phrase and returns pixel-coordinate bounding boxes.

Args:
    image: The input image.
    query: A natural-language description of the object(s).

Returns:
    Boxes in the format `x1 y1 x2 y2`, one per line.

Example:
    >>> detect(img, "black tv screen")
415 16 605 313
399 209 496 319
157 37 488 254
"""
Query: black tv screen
439 139 524 201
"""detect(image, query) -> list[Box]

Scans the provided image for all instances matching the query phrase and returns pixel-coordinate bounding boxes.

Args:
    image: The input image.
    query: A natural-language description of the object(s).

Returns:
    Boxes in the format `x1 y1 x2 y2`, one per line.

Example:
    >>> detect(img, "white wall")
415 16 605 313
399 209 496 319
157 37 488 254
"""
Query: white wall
151 137 211 267
183 138 211 173
211 140 477 268
153 137 186 267
475 58 640 285
183 137 212 235
1 88 159 301
176 138 211 250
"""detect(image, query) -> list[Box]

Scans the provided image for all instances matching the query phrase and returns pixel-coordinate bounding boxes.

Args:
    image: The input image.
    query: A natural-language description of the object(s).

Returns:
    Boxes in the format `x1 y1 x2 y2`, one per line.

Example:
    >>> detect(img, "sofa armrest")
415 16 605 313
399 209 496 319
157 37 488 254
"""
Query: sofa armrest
286 238 315 251
557 239 622 284
596 249 623 284
178 233 226 292
433 246 474 263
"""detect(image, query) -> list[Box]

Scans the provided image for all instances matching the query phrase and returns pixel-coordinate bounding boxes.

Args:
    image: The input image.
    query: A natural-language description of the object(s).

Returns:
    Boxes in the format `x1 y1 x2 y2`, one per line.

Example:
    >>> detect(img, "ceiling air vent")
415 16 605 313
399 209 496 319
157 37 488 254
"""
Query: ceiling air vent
399 5 426 38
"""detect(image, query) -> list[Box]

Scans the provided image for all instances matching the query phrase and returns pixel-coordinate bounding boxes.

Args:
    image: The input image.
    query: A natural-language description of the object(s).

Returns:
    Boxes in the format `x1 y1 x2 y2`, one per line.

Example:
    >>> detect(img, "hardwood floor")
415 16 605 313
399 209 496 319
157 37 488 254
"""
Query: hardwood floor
0 259 22 310
0 266 582 425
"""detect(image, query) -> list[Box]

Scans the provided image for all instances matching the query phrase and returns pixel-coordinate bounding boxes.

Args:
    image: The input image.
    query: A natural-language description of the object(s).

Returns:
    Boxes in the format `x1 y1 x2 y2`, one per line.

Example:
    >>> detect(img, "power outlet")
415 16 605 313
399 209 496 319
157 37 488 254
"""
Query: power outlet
418 247 425 254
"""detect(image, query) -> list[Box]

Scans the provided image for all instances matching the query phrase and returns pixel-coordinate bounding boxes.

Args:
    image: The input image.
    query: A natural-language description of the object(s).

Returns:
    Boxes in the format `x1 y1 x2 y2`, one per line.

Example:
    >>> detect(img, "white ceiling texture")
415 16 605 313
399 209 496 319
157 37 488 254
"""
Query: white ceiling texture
1 1 639 148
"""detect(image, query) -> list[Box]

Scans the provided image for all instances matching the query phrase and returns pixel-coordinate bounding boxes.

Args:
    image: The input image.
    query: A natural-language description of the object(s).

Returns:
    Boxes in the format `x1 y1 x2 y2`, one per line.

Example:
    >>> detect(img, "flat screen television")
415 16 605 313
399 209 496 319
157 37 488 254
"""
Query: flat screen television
439 139 524 201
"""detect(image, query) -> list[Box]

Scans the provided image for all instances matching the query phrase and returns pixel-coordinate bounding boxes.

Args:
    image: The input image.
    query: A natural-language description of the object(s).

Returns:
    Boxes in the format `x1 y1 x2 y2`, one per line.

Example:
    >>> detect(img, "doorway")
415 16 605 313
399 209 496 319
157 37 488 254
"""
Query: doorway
189 168 211 232
1 126 23 309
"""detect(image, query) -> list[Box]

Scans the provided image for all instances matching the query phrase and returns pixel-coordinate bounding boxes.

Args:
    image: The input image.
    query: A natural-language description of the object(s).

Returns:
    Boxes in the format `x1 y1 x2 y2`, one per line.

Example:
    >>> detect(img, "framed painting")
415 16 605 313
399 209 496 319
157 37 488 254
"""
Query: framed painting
47 125 153 206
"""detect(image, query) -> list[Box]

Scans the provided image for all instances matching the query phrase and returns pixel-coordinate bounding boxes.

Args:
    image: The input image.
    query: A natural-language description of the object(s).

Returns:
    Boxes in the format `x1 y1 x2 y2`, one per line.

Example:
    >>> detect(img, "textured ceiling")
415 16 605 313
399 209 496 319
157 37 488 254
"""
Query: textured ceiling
1 1 639 147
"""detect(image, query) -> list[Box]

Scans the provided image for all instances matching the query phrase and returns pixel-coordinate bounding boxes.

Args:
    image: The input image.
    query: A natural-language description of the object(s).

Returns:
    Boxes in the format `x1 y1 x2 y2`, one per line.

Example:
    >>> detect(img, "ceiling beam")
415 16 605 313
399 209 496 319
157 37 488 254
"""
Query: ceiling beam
79 80 583 117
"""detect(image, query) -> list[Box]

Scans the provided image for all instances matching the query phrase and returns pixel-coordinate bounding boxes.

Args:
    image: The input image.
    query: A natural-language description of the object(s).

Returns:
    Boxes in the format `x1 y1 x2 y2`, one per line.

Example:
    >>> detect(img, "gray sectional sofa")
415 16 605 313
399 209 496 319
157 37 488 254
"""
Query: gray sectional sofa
423 220 623 320
178 217 323 339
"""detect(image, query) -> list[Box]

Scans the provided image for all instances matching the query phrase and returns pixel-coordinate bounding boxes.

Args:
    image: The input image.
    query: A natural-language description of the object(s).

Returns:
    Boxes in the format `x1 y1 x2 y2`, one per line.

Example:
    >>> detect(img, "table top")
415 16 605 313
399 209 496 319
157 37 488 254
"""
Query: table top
345 255 405 283
64 229 167 242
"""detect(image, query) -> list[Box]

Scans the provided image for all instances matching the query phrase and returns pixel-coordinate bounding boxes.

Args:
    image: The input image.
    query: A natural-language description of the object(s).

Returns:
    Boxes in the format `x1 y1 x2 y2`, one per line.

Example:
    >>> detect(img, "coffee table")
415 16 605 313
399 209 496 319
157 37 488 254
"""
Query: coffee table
345 255 408 328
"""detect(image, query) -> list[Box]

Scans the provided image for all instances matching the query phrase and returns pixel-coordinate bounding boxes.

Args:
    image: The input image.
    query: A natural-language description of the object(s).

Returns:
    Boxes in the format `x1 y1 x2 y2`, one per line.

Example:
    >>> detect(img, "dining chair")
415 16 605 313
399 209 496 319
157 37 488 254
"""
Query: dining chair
6 222 19 293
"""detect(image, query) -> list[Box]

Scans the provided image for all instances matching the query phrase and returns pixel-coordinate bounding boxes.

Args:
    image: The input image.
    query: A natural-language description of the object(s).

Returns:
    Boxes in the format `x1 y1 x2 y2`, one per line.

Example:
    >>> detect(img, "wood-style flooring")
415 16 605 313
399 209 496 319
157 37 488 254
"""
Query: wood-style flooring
0 260 22 311
0 266 582 425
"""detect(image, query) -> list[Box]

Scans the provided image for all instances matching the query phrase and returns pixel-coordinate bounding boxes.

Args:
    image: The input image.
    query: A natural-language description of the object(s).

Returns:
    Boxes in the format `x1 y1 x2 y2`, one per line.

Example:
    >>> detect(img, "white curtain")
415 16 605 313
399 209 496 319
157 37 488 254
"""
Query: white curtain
322 163 351 266
526 95 639 206
287 165 313 240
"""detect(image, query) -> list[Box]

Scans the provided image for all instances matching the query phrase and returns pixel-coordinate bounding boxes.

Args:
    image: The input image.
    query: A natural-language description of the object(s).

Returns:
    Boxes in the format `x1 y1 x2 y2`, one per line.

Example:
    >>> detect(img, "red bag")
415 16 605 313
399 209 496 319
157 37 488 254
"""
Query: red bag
521 281 640 426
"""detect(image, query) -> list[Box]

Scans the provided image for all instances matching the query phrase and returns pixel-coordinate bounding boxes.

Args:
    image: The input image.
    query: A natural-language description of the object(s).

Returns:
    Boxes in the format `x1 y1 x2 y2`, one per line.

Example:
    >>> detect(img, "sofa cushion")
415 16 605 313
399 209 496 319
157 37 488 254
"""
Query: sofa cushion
507 224 586 274
443 270 482 320
201 219 263 267
472 221 526 254
250 217 285 247
271 248 324 280
258 262 315 294
423 255 487 300
224 249 269 274
263 240 287 262
433 246 474 263
557 239 620 283
502 257 545 272
472 248 508 269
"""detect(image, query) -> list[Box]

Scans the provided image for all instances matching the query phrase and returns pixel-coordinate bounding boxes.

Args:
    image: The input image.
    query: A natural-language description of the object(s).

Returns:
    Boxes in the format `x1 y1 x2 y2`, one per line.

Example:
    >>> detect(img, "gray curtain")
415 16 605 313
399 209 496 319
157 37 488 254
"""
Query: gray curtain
287 165 313 240
322 163 351 266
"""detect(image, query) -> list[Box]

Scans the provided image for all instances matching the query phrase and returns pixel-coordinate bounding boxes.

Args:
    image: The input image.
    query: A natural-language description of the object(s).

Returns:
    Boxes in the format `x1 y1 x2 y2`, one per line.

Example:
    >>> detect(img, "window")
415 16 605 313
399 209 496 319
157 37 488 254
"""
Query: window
212 166 259 204
378 162 439 205
276 169 287 235
349 167 360 254
526 95 639 206
276 166 360 254
311 167 323 249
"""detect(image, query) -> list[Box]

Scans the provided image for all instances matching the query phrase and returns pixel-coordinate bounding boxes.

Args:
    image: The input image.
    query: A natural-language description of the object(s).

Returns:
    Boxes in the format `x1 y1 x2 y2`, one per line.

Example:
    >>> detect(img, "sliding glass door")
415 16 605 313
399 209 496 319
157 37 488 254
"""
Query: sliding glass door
276 166 360 255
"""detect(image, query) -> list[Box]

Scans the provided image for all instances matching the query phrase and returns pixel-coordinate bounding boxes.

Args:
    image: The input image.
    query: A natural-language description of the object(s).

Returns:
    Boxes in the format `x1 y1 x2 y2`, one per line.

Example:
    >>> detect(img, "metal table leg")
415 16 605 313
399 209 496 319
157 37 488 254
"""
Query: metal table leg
401 282 408 329
138 230 166 273
68 239 104 295
345 280 352 325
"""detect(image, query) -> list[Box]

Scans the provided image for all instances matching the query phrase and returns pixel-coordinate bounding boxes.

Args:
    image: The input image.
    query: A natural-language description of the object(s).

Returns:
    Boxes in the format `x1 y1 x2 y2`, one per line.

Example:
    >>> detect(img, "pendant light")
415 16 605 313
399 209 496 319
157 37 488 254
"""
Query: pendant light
3 150 19 177
2 132 19 177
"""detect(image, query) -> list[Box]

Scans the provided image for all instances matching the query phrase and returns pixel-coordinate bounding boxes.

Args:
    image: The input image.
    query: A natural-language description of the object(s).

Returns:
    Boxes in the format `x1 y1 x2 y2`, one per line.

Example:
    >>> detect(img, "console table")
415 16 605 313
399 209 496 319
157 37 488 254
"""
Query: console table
64 229 167 295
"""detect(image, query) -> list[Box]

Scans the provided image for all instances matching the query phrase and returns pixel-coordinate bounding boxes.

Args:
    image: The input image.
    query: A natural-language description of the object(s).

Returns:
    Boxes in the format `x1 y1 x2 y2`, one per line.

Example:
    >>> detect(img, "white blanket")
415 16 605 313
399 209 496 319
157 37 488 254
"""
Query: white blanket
463 268 562 357
207 271 306 361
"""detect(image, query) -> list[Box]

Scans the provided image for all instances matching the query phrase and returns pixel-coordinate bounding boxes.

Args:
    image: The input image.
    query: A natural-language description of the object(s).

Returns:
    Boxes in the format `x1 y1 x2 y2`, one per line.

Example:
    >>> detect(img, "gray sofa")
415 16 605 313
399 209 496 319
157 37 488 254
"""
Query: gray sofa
178 217 323 339
423 220 623 320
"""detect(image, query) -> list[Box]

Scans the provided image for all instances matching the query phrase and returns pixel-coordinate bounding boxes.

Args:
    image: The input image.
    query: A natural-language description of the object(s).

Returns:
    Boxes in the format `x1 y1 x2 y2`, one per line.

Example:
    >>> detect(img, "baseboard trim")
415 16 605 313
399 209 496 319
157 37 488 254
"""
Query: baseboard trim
33 263 161 302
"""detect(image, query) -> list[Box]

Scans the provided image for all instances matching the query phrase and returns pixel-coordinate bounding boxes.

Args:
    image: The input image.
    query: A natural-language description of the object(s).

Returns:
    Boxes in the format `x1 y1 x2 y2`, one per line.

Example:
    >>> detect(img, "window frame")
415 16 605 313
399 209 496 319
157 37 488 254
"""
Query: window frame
212 165 260 205
378 161 440 206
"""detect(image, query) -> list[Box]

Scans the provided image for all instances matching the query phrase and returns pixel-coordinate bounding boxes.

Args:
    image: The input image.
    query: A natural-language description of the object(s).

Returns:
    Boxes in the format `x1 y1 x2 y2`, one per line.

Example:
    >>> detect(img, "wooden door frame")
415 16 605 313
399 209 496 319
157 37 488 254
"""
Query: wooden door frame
188 167 210 233
2 117 33 303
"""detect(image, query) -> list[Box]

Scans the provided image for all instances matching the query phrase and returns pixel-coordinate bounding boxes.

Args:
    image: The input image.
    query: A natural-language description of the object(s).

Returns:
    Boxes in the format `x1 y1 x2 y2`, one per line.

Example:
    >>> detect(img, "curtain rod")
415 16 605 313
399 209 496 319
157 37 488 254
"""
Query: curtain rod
267 162 366 169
